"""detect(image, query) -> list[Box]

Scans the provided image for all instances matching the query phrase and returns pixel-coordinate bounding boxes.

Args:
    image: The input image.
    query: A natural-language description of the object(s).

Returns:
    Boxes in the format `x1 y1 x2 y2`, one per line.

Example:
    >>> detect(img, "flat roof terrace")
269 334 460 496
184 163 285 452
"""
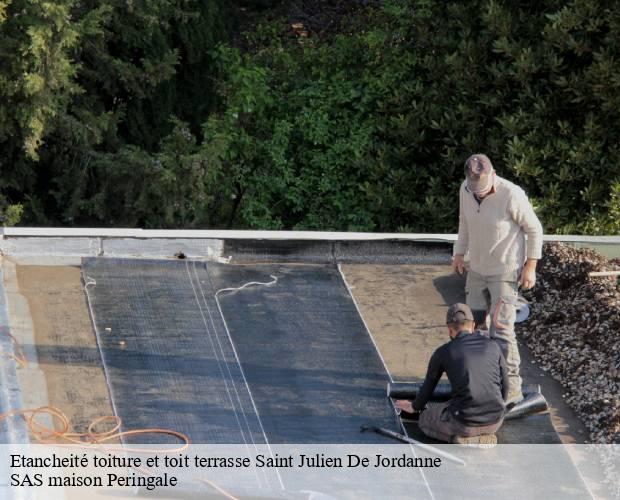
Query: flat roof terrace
1 229 616 498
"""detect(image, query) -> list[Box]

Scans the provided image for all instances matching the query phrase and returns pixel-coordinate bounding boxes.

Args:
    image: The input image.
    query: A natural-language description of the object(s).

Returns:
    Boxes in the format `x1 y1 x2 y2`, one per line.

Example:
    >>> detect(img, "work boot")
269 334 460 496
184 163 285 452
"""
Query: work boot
452 434 497 448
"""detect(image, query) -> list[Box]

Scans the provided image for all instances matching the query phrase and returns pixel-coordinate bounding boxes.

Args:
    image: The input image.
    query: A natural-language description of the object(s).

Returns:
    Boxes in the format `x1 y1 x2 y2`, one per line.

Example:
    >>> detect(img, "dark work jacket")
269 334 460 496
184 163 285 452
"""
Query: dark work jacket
412 331 508 426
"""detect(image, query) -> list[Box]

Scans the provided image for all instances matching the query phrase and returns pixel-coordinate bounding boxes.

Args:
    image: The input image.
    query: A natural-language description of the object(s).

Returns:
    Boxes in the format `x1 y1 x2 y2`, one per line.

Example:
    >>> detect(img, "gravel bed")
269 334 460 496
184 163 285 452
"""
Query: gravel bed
518 242 620 444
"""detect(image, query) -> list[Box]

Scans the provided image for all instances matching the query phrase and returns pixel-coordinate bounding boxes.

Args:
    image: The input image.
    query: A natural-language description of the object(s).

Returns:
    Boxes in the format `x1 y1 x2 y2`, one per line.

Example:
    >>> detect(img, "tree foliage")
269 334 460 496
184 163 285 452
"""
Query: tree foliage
0 0 231 225
1 0 620 233
0 0 81 223
195 0 620 232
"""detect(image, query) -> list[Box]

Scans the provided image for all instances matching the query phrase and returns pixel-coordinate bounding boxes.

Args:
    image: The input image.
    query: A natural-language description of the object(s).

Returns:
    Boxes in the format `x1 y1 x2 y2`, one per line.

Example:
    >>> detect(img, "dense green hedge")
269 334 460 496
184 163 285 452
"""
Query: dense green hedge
0 0 230 225
197 0 620 232
2 0 620 233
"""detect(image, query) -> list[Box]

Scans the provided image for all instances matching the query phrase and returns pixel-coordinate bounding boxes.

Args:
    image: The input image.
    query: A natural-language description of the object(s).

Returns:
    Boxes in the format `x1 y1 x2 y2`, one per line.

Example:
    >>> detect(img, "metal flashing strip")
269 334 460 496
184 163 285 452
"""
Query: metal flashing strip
3 227 459 241
0 237 101 257
4 227 620 243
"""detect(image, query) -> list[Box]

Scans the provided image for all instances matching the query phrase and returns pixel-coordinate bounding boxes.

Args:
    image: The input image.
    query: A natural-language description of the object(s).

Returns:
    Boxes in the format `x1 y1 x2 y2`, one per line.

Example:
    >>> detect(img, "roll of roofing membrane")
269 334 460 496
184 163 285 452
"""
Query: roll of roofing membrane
504 392 549 421
387 382 541 400
388 382 548 420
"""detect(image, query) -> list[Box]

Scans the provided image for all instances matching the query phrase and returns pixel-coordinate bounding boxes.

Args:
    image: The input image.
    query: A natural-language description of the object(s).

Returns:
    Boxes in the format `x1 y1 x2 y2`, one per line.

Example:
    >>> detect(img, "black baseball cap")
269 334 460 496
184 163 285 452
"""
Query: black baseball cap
446 303 474 324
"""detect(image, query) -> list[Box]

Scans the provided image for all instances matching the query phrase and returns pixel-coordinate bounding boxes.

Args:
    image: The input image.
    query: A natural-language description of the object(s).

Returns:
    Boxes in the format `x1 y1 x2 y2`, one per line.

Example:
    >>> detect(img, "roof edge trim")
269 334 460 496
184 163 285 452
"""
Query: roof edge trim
2 227 620 244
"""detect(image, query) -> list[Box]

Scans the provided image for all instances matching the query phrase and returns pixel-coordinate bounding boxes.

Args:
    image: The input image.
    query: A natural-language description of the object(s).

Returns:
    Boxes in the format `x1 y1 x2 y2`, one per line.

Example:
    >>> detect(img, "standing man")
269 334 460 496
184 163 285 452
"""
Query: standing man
452 154 543 405
395 303 508 446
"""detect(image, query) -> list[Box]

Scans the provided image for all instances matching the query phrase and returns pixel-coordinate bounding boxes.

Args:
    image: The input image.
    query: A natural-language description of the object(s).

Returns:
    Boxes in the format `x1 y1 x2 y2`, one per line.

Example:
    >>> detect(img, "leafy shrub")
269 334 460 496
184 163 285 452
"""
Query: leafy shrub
183 0 619 232
2 0 620 232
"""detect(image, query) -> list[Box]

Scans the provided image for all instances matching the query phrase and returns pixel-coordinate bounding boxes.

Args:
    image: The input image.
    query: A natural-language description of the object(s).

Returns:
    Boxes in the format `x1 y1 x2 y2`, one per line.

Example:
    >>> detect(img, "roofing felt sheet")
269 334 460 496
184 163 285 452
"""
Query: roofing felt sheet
206 263 396 443
82 258 422 497
81 259 396 444
81 258 272 447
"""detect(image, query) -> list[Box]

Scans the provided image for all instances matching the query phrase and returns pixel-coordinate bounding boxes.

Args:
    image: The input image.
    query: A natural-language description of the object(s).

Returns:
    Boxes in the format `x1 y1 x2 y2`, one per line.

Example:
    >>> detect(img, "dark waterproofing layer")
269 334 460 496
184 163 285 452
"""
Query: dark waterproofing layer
82 258 433 497
224 240 452 264
207 263 396 443
82 258 271 446
82 259 396 444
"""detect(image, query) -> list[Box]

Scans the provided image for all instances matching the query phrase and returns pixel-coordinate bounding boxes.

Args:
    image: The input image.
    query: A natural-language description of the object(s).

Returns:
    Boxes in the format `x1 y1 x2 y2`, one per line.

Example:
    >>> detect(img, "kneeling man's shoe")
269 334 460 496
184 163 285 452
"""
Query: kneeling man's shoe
452 433 497 448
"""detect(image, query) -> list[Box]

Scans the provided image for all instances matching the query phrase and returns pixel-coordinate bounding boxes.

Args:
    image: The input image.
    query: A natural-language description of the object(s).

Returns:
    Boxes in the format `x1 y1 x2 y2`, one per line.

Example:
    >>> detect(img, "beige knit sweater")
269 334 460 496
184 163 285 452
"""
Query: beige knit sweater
454 175 543 276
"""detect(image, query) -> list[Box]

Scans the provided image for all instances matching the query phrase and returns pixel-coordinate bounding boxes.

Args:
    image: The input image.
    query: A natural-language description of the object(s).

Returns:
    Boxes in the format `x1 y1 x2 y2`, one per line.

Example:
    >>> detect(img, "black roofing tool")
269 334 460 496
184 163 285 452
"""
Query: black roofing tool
360 425 466 466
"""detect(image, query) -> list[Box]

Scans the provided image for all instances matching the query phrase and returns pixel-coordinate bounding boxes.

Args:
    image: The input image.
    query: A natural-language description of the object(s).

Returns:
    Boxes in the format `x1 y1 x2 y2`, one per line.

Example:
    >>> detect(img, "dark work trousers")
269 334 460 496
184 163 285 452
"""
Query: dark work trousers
418 401 503 443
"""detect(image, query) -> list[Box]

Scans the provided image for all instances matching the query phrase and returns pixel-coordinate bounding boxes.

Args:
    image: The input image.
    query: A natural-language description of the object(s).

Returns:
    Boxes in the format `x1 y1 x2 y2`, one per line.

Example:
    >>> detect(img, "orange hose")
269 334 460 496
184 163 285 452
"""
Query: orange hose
0 407 241 499
0 328 190 452
0 406 190 453
0 328 239 499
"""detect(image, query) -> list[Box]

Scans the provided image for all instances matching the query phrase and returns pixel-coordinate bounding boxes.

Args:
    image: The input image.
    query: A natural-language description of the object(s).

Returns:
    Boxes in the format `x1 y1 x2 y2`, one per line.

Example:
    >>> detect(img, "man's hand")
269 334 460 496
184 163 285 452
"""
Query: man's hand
394 400 414 413
519 259 537 290
452 254 465 275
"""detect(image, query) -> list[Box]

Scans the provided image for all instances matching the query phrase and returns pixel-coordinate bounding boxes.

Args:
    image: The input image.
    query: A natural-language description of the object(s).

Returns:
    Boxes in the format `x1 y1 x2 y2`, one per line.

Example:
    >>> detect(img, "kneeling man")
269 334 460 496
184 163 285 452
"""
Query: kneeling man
395 303 508 445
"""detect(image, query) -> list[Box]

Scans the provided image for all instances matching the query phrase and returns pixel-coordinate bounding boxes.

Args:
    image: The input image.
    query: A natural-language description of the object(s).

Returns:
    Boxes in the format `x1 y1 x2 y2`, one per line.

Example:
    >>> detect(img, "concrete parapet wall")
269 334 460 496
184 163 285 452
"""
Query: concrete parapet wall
1 228 619 260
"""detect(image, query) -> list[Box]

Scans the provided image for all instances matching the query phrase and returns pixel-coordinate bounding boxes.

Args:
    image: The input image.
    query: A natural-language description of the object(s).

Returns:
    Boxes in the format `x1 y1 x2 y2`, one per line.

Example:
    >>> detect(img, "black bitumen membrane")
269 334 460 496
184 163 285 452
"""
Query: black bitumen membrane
81 256 591 499
208 262 395 443
82 258 395 445
223 239 453 264
82 258 270 446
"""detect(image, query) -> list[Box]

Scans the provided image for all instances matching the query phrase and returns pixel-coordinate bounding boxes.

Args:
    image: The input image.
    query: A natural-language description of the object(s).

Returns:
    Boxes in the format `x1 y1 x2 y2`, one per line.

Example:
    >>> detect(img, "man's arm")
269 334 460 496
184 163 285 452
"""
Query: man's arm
412 349 444 411
509 189 543 289
453 186 468 274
